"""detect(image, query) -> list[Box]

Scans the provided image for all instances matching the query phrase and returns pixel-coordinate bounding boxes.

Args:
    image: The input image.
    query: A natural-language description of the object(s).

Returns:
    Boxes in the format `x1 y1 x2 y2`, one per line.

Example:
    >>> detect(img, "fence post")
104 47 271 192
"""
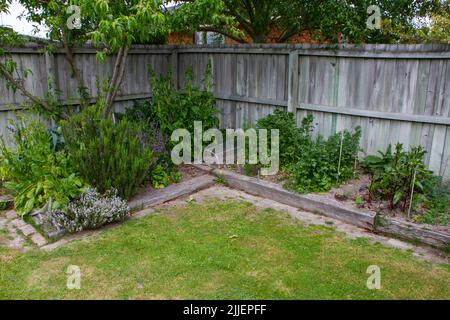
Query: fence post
287 50 299 114
171 48 179 89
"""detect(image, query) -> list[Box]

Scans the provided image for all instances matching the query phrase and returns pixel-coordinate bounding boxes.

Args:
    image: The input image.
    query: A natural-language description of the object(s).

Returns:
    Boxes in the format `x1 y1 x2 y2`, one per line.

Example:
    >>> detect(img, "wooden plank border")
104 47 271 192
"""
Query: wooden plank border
193 165 376 230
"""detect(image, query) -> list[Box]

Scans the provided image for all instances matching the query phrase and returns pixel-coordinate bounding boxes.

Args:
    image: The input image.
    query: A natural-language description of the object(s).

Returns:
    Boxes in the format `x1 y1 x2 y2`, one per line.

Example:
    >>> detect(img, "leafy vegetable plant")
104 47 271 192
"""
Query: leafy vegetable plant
0 117 84 215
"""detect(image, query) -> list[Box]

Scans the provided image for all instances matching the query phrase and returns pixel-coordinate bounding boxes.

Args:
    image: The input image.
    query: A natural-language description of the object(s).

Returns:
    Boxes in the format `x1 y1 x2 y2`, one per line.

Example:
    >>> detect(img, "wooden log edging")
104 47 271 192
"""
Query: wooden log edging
193 165 375 230
375 217 450 249
128 174 215 212
193 165 450 249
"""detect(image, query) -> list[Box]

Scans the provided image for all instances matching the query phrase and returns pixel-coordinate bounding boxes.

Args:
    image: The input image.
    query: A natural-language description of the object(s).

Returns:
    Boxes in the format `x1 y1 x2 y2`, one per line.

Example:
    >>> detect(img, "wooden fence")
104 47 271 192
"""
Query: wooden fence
1 44 449 178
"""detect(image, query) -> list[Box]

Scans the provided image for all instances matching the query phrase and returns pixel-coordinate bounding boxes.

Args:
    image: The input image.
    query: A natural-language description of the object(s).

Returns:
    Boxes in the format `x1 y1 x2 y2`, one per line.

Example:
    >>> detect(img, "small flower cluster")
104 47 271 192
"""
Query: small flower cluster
50 188 130 233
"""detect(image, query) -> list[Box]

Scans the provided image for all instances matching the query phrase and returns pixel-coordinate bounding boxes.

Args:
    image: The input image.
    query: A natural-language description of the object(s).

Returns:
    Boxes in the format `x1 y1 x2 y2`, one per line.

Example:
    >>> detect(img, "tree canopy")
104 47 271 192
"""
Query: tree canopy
171 0 447 43
0 0 448 120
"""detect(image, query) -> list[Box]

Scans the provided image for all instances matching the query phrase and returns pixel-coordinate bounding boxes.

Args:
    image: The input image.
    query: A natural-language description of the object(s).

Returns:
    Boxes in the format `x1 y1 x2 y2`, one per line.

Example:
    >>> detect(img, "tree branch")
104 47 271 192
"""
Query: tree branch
0 63 67 120
60 24 89 106
104 45 129 116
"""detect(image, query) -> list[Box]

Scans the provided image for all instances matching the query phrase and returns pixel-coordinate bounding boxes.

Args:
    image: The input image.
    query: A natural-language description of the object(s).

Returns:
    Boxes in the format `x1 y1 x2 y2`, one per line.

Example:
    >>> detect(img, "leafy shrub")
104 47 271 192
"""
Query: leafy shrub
415 176 450 225
61 103 153 200
285 127 362 193
124 101 175 175
256 110 313 166
50 188 129 233
149 65 220 139
150 164 170 189
125 65 220 183
0 118 83 215
363 144 433 210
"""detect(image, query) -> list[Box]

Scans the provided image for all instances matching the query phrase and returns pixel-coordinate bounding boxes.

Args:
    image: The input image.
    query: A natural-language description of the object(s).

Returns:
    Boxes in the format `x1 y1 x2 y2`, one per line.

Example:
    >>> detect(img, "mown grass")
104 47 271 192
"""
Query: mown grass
0 200 449 299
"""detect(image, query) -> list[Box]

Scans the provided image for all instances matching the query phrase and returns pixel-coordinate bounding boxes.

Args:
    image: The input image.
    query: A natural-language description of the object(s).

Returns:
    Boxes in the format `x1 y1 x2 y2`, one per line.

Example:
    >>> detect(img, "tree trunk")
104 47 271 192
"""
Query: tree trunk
60 25 89 107
104 46 130 117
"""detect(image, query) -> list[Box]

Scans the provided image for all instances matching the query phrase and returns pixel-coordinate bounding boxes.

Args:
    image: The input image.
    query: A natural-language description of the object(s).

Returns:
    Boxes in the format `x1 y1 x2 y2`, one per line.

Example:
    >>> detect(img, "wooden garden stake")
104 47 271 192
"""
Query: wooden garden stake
337 130 344 183
407 167 417 220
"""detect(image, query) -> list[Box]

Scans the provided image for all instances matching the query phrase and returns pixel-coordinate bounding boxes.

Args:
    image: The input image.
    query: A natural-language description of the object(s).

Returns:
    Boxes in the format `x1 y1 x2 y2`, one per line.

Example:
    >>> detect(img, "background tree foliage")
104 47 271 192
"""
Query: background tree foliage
172 0 448 44
0 0 448 119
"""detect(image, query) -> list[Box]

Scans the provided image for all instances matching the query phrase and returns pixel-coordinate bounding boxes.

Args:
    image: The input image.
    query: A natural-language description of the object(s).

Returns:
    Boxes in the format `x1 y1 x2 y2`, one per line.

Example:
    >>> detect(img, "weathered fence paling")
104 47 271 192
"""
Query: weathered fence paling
0 44 449 178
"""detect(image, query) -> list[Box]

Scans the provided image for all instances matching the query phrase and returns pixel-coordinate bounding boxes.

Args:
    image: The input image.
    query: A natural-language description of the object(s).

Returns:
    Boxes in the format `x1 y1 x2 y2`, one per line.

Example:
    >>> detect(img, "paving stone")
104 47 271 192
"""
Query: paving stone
31 233 47 247
41 239 68 251
386 238 412 251
11 219 27 228
9 237 24 249
0 217 6 229
5 210 17 220
19 224 36 237
7 224 17 235
22 246 33 253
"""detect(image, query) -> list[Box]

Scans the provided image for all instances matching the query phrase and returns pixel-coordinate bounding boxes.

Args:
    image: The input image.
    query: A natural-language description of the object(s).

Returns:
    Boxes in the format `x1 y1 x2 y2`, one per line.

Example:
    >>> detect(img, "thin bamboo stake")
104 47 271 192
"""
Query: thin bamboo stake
337 130 344 183
407 168 417 220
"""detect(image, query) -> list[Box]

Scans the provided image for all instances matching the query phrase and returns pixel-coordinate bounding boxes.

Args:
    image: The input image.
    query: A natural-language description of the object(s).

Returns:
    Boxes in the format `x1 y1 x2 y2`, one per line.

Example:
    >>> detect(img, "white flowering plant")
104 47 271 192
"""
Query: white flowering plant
50 188 130 233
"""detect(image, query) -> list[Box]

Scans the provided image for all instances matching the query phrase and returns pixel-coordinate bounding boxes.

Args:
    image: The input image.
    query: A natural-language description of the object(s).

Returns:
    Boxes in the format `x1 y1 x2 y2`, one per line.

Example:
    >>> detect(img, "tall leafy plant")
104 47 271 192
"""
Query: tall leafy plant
149 64 220 139
61 103 153 200
256 110 313 167
363 143 433 210
0 117 83 215
285 127 362 194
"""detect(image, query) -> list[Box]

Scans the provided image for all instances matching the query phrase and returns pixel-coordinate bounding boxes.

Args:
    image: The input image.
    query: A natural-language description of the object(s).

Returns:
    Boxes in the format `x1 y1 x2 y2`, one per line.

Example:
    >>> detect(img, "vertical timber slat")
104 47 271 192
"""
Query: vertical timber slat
288 50 299 113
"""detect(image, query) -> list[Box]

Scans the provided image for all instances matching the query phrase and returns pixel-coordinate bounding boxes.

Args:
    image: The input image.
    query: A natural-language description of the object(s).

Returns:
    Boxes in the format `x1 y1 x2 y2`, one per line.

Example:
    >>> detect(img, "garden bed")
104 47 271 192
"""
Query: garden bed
31 165 210 240
196 165 450 250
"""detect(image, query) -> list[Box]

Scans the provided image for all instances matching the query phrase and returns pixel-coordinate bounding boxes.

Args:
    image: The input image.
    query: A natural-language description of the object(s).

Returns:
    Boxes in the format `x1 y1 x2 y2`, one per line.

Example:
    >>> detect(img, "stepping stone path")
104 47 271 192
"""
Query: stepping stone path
0 210 47 251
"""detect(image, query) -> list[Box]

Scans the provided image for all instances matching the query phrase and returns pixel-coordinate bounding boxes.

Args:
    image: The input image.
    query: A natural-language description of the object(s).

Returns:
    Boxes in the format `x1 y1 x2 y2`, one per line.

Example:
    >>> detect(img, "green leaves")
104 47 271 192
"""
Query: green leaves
0 117 84 215
257 110 313 166
149 64 220 140
365 143 433 211
284 128 362 194
61 101 154 200
256 110 362 194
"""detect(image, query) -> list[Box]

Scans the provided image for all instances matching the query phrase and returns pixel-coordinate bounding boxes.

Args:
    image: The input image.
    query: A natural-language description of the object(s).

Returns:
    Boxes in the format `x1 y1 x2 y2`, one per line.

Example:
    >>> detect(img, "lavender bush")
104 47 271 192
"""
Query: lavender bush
50 188 130 233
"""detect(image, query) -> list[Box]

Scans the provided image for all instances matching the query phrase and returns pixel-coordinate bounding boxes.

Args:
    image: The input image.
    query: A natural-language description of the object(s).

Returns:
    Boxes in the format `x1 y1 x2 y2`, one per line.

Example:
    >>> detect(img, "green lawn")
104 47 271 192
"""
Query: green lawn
0 200 449 299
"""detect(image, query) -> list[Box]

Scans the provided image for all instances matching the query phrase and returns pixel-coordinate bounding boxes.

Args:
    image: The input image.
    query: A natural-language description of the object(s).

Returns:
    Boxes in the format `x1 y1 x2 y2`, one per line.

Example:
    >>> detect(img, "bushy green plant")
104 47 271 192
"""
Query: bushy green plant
124 65 220 183
0 118 83 215
150 65 220 139
363 144 433 210
415 176 450 225
61 103 153 200
49 188 129 233
256 110 313 166
150 164 170 189
285 127 361 194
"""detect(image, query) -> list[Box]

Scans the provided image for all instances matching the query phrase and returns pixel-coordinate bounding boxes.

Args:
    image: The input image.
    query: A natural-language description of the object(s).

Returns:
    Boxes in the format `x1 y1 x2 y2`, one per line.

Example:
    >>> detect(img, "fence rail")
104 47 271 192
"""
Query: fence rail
1 44 449 178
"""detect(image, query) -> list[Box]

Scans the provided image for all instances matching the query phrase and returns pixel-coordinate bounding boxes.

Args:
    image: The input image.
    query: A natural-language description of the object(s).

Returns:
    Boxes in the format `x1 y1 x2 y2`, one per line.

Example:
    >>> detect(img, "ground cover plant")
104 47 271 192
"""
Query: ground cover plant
49 188 129 233
0 200 449 299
